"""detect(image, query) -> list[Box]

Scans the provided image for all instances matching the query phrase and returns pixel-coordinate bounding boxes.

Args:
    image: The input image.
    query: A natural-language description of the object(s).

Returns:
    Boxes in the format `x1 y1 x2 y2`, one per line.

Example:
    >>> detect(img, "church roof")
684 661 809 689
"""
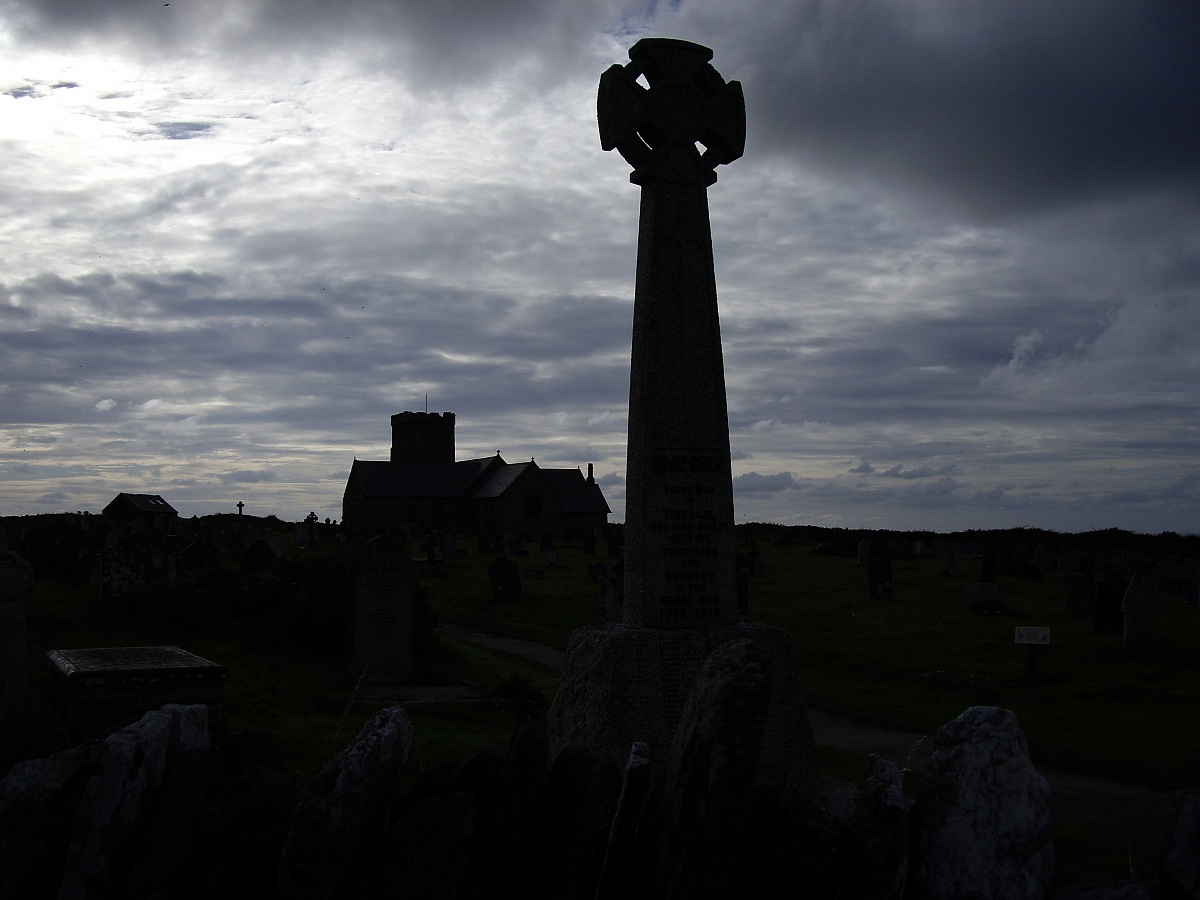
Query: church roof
541 468 612 514
102 493 179 517
347 460 482 499
472 460 534 499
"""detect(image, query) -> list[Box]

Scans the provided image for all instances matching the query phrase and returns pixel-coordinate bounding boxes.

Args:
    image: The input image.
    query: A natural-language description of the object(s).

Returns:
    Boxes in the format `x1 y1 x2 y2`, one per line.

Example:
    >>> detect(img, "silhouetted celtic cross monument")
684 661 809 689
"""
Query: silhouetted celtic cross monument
600 38 745 628
547 41 818 805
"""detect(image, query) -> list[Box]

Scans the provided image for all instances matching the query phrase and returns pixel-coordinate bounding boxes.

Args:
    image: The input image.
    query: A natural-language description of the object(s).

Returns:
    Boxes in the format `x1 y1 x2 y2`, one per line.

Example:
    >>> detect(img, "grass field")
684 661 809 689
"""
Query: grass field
16 523 1200 888
421 531 1200 789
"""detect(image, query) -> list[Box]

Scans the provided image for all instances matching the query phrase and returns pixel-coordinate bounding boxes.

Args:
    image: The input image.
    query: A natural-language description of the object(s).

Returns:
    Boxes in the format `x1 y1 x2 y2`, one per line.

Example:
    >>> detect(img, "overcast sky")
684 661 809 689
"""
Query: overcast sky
2 0 1198 534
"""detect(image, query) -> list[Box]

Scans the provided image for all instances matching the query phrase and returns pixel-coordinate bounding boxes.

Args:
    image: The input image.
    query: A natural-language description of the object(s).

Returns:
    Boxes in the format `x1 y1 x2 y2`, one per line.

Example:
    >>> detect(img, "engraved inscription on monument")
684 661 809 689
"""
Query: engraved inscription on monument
643 452 734 625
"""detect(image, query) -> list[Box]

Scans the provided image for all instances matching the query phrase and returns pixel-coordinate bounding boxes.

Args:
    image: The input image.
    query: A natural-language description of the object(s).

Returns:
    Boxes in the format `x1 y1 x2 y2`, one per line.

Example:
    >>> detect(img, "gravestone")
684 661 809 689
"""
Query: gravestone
1094 571 1127 634
296 514 319 548
98 535 156 602
940 551 958 576
868 558 894 601
45 646 227 743
1032 542 1056 573
176 536 220 583
240 538 276 574
965 582 1003 614
1122 571 1158 651
606 529 622 560
352 535 415 683
1064 571 1095 618
441 528 458 560
1 549 35 705
549 39 819 804
478 531 501 555
978 550 998 584
488 555 523 604
601 567 623 624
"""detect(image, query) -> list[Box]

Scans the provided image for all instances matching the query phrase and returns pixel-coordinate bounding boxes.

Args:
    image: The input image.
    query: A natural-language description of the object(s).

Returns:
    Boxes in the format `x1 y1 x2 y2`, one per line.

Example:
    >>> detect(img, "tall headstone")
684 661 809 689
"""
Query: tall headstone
1063 571 1095 618
0 549 35 705
1094 570 1127 634
1122 570 1158 651
548 40 819 805
352 536 415 683
600 37 745 629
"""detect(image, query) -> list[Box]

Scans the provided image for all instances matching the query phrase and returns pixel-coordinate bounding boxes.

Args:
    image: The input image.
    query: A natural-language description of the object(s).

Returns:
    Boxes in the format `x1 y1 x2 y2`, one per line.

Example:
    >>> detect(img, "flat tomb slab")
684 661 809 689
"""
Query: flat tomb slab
47 646 228 742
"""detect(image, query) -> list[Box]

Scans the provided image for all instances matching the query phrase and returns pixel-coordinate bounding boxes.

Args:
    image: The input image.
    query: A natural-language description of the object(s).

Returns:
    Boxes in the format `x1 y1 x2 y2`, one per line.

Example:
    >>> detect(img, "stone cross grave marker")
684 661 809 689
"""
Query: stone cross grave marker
1122 570 1159 651
599 37 745 629
353 535 415 683
546 41 820 803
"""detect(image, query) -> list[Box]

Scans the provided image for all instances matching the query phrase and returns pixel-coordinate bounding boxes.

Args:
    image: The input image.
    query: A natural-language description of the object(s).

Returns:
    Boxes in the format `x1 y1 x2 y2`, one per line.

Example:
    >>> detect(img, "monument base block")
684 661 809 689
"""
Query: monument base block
547 622 821 801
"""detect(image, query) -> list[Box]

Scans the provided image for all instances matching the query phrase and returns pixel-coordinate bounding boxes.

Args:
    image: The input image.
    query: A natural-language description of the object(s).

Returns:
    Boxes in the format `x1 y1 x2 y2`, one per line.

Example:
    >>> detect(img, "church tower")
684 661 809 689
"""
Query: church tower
390 411 456 464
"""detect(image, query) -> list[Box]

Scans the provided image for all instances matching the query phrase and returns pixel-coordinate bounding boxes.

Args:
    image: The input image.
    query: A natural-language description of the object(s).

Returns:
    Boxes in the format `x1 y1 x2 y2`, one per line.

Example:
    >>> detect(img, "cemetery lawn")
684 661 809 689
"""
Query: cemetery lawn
26 531 1198 791
21 547 552 796
423 534 1200 791
20 526 1197 889
423 533 1197 887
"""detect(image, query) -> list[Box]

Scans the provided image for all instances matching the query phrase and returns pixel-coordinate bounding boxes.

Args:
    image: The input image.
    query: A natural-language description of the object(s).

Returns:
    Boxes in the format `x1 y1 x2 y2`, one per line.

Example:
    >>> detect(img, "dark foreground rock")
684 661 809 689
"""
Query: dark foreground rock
2 687 1187 899
914 705 1055 899
278 704 414 900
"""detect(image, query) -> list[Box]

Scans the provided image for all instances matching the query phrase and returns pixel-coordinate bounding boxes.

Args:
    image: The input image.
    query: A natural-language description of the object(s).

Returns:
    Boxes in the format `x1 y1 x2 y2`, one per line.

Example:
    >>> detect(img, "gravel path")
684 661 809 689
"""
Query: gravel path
437 622 568 671
806 708 1174 864
437 623 1176 863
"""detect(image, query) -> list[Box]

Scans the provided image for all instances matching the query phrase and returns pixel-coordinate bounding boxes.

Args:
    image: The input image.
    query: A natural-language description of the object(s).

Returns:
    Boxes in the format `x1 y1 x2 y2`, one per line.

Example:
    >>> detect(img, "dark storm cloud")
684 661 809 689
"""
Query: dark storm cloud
153 121 215 140
2 0 617 92
733 471 796 494
4 0 1198 530
725 0 1200 217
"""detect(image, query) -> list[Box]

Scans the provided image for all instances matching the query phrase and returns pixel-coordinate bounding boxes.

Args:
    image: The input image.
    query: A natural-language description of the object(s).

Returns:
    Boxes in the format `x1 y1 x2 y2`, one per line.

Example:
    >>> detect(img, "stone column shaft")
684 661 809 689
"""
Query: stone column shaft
623 178 737 628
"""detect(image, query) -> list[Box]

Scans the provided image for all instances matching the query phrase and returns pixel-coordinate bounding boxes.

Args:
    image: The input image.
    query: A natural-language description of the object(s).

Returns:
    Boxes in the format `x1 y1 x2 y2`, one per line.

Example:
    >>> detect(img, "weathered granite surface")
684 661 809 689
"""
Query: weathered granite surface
58 703 210 900
915 705 1054 899
547 623 820 802
277 704 414 900
644 638 773 898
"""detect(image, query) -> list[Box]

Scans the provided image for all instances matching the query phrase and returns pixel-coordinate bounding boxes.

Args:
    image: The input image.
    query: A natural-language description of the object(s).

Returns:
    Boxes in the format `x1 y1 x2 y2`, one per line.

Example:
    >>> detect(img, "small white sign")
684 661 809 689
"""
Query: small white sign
1015 626 1050 645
